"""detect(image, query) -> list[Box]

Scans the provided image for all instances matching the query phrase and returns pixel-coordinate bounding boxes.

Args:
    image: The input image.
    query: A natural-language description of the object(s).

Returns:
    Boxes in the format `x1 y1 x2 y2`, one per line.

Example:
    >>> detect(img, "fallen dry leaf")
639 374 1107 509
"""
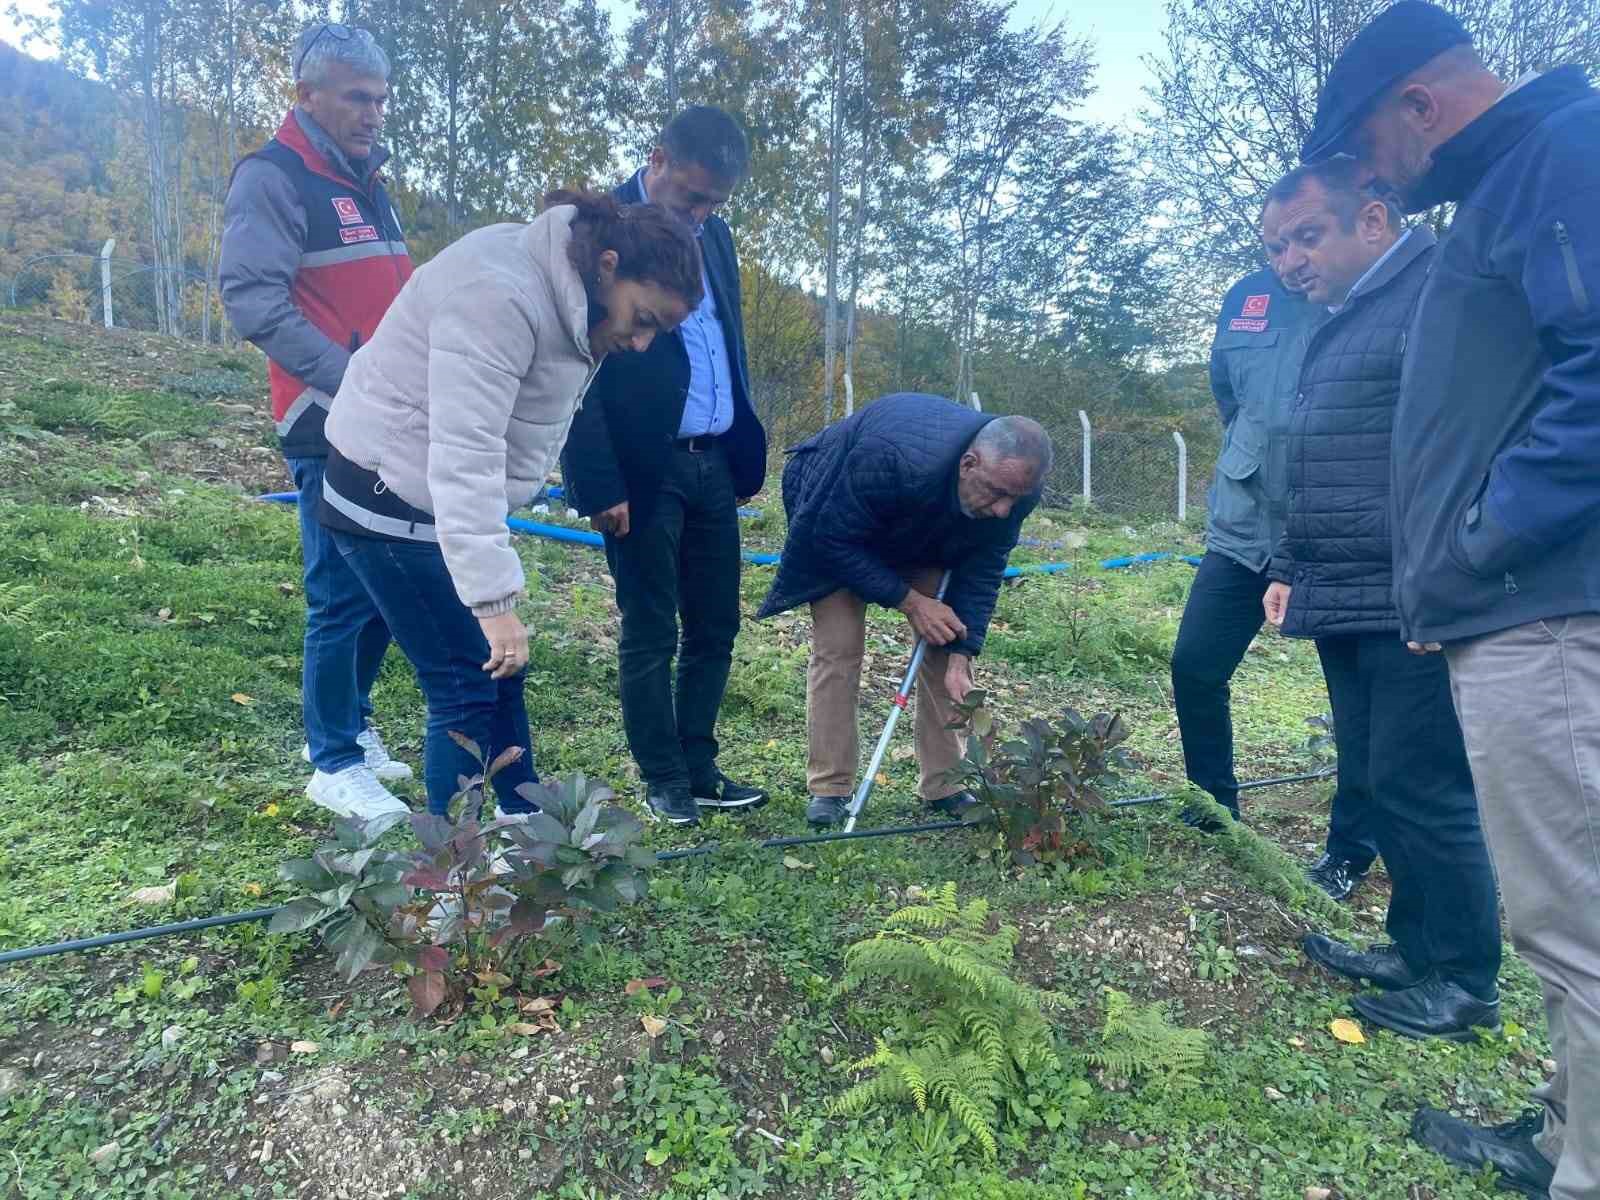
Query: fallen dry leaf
519 995 556 1014
230 693 255 706
640 1015 667 1039
874 772 889 786
1287 1036 1307 1049
1304 1188 1334 1200
129 883 176 906
507 1020 556 1036
623 977 667 997
1329 1018 1366 1045
782 855 815 871
289 1040 319 1054
1264 1086 1287 1102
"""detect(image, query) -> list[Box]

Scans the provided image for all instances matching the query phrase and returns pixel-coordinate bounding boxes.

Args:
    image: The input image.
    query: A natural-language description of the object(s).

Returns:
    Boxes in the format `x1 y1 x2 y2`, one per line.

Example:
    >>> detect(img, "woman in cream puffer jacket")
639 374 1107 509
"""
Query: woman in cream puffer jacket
322 191 702 815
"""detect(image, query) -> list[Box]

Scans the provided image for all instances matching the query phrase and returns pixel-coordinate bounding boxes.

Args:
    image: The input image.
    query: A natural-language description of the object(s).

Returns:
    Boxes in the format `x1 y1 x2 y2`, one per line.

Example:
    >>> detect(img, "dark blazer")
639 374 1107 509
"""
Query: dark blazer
755 394 1036 659
559 172 768 525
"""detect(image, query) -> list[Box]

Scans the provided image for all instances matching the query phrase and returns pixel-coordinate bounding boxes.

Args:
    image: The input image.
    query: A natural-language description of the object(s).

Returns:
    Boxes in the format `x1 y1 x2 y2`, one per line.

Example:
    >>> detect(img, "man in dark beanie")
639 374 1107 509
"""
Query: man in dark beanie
1306 4 1600 1197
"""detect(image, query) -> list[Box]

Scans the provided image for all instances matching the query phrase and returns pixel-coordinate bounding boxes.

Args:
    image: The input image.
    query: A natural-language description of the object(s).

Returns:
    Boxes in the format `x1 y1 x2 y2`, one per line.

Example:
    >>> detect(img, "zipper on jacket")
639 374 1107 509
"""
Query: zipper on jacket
1505 572 1519 595
1554 221 1591 314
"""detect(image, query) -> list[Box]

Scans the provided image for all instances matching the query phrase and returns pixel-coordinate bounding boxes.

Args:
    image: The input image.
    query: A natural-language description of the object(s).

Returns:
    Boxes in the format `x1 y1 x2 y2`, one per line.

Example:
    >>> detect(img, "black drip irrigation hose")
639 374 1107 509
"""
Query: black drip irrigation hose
0 768 1337 967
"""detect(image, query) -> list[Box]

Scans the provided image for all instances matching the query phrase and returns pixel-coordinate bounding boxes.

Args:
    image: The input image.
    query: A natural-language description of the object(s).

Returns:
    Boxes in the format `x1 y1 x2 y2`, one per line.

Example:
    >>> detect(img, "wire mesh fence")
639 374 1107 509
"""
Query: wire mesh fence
4 252 230 344
1033 412 1217 524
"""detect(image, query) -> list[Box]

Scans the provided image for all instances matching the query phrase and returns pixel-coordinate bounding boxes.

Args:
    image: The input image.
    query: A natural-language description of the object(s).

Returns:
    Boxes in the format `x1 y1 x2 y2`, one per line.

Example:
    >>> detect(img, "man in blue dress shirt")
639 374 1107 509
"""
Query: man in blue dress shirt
562 106 769 828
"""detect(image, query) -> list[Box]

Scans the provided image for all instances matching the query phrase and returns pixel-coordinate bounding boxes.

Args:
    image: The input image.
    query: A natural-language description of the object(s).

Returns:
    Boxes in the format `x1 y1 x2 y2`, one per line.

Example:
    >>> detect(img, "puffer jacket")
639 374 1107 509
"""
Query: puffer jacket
755 393 1037 658
325 207 601 614
1269 227 1437 638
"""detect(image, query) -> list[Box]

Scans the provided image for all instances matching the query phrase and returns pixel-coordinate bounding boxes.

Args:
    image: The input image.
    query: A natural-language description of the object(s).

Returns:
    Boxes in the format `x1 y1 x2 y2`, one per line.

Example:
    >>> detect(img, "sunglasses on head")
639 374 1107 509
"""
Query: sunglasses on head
295 22 352 81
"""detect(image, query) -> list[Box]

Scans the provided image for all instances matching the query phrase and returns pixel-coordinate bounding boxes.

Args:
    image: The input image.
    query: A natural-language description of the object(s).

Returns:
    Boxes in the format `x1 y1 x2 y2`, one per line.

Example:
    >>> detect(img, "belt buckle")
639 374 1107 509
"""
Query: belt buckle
688 436 707 453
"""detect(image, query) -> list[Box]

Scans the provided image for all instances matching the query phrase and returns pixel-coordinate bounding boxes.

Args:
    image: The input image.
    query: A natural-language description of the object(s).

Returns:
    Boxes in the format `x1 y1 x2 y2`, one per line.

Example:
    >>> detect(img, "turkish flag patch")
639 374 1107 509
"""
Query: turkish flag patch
1241 293 1271 318
332 197 362 226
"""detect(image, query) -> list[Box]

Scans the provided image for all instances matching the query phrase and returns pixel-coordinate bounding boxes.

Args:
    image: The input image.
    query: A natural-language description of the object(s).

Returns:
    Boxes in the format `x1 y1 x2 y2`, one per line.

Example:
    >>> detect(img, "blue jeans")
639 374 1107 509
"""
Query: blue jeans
329 531 538 816
287 457 392 774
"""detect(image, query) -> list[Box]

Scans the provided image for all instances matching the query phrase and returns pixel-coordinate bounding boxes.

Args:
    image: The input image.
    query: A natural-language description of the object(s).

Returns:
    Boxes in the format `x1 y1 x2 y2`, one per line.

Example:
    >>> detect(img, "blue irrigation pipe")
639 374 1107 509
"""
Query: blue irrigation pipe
259 492 1198 575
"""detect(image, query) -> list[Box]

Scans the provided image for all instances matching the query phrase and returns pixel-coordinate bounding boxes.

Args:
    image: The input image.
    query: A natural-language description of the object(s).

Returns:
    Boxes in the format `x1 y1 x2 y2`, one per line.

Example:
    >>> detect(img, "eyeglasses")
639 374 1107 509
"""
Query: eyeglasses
295 22 352 82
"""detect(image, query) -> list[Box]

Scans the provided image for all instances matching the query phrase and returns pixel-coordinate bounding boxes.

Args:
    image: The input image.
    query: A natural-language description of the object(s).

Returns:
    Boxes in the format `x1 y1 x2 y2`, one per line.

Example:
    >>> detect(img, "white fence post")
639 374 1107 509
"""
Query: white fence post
100 238 115 329
969 390 982 412
843 372 854 417
1173 430 1188 523
1078 409 1092 505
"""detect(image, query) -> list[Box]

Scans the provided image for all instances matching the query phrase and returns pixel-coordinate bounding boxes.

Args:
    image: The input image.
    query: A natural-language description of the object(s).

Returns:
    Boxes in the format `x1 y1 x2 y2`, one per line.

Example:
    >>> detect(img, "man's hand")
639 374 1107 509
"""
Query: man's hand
1263 581 1291 628
1407 641 1443 655
478 610 529 679
944 653 974 704
898 589 967 646
591 501 630 538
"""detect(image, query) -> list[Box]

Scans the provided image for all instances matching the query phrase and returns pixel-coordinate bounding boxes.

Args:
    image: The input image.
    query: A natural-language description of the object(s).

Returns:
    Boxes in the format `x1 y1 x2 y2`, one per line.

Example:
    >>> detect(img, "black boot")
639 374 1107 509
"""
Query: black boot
806 795 849 828
1305 853 1368 901
1411 1107 1553 1197
1302 934 1424 991
1352 974 1500 1042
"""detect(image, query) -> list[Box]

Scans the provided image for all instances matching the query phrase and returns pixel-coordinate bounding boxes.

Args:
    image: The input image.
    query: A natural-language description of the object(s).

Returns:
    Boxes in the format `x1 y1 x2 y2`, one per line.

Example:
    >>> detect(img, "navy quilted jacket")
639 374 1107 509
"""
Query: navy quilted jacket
1269 227 1436 638
755 393 1035 657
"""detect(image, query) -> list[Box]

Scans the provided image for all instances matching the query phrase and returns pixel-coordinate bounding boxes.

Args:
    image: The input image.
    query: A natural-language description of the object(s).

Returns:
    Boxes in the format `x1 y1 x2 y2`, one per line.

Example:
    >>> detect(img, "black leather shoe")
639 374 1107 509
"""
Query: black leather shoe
1302 934 1424 991
1411 1107 1553 1197
692 772 768 811
806 795 849 828
1306 852 1368 901
1179 803 1238 833
928 791 983 821
1353 974 1501 1043
644 785 699 827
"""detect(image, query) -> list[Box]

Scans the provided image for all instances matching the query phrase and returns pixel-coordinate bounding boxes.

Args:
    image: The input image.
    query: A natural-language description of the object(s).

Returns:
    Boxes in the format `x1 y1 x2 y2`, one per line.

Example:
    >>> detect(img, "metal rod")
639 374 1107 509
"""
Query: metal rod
655 818 965 862
843 568 954 833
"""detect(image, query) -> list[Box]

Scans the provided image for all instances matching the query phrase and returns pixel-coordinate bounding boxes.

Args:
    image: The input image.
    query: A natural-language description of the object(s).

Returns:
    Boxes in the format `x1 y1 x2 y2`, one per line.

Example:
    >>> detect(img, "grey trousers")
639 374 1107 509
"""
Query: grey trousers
1446 615 1600 1200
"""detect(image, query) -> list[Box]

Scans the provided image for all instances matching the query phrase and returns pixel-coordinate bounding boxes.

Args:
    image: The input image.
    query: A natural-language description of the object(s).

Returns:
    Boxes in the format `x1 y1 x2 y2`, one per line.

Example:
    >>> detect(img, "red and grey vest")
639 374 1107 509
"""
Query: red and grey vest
245 111 413 457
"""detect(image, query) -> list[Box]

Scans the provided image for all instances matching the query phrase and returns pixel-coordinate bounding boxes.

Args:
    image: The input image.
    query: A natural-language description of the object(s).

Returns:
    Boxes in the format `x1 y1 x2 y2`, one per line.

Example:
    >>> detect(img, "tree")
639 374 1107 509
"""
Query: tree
1145 0 1600 288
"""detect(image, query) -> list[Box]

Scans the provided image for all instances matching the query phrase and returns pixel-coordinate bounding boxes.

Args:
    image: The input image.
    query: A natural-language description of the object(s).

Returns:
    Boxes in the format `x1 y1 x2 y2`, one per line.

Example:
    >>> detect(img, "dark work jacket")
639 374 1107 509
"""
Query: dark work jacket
1205 269 1319 574
754 394 1037 659
1393 66 1600 643
1269 228 1437 639
558 173 767 526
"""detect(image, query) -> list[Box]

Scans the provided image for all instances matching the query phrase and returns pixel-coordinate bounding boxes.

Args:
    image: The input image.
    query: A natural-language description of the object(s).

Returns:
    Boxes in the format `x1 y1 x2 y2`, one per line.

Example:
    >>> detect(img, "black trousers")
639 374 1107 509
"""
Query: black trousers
1171 552 1376 867
603 442 741 791
1316 633 1502 995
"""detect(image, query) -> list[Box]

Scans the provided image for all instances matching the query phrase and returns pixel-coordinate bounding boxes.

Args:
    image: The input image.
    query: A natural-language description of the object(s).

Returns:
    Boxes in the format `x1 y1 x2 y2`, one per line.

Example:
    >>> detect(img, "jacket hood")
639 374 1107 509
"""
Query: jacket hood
1407 65 1594 212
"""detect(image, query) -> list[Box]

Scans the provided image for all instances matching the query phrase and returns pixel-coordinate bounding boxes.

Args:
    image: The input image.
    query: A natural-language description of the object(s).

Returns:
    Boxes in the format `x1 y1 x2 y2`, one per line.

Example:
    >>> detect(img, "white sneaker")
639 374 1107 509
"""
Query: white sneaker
305 765 411 821
300 728 415 782
357 727 414 782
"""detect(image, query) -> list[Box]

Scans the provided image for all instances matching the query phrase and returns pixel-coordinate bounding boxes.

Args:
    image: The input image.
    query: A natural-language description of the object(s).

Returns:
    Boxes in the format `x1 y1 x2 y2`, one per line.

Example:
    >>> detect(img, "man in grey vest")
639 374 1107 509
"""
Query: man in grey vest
1171 233 1378 901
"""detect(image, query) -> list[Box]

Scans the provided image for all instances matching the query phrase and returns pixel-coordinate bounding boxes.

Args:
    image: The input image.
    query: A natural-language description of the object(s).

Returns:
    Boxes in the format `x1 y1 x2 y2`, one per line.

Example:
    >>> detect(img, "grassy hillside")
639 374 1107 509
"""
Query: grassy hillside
0 314 1543 1200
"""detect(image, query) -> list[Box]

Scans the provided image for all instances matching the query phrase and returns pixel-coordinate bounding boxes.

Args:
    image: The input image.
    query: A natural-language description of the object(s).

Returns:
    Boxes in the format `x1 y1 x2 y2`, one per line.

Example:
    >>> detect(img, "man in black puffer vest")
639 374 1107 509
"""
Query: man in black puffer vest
1260 157 1502 1043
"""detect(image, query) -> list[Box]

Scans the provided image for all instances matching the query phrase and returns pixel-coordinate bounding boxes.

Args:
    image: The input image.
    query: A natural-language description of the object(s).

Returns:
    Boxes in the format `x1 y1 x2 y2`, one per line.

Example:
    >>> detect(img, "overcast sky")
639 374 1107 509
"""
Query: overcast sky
1 0 1169 127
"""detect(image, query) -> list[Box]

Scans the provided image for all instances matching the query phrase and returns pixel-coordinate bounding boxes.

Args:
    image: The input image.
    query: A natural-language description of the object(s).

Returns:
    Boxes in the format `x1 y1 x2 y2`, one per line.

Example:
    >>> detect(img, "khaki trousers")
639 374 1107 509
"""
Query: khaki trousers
806 565 966 801
1446 615 1600 1200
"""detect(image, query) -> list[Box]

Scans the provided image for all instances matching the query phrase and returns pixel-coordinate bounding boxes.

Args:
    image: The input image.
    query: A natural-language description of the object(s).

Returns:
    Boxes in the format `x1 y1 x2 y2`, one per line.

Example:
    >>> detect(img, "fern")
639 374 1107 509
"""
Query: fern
1087 989 1211 1094
827 882 1064 1159
1179 791 1350 927
0 582 43 628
